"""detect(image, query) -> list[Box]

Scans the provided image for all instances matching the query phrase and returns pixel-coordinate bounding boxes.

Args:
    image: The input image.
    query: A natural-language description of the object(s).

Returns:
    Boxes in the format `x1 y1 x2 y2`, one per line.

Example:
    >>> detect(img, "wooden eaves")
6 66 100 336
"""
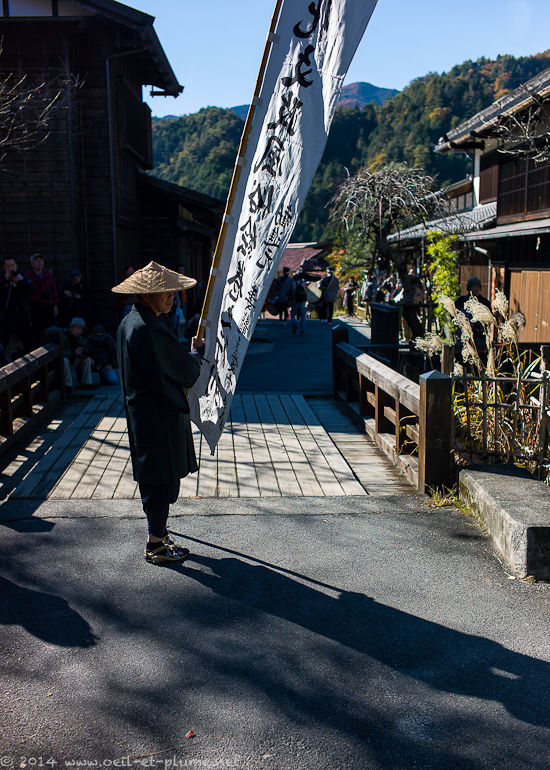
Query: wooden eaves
435 66 550 154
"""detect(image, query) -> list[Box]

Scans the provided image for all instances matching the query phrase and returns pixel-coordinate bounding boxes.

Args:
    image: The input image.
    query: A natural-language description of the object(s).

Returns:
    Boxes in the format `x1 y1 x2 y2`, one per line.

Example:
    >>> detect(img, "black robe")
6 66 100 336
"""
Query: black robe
117 304 200 485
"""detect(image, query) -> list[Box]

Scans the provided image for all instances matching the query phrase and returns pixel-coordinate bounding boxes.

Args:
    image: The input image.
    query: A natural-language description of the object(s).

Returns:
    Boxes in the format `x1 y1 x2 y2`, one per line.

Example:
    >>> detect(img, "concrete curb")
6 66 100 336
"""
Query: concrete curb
459 466 550 578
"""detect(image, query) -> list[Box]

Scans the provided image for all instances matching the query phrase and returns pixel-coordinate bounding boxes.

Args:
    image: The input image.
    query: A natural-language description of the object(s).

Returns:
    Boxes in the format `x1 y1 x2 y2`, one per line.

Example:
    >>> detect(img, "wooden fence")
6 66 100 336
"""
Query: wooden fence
438 341 549 474
452 372 550 473
332 326 453 492
0 343 64 457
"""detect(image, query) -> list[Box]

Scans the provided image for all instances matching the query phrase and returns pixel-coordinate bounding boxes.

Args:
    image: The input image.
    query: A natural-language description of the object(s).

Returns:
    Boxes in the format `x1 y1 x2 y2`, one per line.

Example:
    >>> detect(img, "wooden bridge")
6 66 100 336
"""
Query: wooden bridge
0 385 414 502
0 318 458 503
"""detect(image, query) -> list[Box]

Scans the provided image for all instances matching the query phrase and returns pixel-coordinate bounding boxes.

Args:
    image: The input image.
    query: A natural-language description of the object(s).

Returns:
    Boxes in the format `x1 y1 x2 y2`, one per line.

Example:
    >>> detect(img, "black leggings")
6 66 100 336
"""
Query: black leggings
139 480 180 538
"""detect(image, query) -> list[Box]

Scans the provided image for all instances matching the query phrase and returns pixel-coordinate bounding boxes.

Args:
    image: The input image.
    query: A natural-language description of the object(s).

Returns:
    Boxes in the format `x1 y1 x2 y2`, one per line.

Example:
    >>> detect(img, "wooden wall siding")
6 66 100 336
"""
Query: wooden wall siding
71 51 115 328
485 233 550 266
138 192 214 282
479 151 498 203
0 22 113 324
510 269 550 343
0 96 76 274
458 263 489 297
498 155 550 222
0 17 188 331
123 83 153 168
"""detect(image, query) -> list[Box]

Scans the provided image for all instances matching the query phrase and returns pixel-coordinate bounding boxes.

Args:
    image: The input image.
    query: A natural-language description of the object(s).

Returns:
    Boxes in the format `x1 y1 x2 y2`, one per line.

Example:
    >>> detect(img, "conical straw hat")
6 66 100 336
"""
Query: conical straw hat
111 261 197 294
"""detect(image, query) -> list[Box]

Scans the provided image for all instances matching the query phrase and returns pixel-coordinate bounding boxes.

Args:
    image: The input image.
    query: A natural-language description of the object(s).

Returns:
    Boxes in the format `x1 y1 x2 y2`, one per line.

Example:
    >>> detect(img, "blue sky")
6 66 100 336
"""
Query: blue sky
128 0 550 117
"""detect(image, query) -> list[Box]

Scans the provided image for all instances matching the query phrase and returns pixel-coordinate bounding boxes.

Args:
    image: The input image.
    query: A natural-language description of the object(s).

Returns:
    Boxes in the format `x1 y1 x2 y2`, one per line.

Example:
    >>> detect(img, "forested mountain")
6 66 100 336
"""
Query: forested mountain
228 81 399 119
151 51 550 242
337 81 400 107
152 108 245 201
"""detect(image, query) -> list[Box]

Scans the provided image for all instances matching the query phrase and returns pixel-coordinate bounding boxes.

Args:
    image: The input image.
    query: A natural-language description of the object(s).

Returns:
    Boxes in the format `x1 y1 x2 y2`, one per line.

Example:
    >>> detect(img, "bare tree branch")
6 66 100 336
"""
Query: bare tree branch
329 162 449 273
0 45 82 163
493 84 550 164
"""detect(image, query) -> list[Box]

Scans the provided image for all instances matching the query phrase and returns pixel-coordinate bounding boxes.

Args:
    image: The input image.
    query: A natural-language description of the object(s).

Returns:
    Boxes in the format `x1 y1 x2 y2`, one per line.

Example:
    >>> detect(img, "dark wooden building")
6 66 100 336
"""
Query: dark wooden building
391 67 550 343
435 68 550 343
0 0 222 329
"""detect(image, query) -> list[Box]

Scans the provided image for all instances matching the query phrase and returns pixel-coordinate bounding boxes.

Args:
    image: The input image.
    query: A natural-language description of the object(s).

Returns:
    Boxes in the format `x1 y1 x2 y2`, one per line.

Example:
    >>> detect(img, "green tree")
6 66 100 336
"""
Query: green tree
151 51 550 240
425 232 461 329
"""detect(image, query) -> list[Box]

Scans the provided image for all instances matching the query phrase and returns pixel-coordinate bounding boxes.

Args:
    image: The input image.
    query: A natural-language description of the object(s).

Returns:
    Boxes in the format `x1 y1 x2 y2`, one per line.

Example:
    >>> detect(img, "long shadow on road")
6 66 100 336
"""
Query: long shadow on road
2 515 549 768
174 550 549 732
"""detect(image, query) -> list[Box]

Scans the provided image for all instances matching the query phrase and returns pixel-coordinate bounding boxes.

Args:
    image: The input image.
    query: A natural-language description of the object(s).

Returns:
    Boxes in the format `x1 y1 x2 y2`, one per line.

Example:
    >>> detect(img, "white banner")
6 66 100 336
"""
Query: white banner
190 0 378 453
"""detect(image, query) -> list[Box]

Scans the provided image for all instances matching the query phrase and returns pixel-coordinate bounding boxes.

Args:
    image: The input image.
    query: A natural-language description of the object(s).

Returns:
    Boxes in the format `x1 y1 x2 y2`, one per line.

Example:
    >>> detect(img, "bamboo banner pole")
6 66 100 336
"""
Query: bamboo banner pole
196 0 284 342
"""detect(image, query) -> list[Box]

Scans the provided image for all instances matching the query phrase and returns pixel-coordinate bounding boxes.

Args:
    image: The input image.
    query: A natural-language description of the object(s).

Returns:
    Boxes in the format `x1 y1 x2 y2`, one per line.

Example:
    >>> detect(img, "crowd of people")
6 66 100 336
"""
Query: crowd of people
0 253 119 390
271 266 343 332
0 254 210 392
269 262 429 340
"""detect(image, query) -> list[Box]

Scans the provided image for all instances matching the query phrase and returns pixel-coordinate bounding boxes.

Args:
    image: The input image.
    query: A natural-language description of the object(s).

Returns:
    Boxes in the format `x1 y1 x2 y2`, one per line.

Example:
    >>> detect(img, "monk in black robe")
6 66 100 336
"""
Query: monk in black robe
113 262 204 564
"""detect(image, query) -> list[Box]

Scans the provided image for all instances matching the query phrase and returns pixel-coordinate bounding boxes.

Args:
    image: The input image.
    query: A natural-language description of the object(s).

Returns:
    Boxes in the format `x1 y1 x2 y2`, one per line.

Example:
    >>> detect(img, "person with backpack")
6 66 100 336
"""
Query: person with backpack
291 271 308 335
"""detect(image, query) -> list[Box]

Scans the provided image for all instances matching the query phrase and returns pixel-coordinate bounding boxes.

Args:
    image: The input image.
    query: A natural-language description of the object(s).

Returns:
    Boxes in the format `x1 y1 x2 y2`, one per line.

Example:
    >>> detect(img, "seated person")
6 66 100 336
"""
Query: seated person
59 269 91 326
87 324 119 385
63 317 94 390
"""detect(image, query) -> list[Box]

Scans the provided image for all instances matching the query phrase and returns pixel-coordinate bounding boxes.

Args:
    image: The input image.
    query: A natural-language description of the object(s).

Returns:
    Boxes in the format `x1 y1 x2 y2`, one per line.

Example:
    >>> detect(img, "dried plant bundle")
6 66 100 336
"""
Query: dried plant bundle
493 289 509 318
462 341 482 368
510 311 526 328
500 320 518 343
454 311 474 342
414 332 443 356
438 294 457 318
464 297 496 325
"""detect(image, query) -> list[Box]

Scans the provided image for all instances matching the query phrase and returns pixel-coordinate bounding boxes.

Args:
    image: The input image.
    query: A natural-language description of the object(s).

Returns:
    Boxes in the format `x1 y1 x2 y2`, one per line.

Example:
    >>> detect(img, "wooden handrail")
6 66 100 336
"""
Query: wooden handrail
0 342 64 454
337 342 420 416
0 344 60 393
332 325 453 492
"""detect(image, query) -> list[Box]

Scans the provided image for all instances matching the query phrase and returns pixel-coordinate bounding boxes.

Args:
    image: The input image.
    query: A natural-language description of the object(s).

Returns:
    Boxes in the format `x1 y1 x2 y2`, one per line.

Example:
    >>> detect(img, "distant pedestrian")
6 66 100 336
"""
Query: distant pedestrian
379 273 397 303
343 277 358 317
62 317 94 390
291 272 307 335
112 261 204 565
455 276 492 363
0 257 33 355
361 270 377 324
59 269 91 326
274 266 295 321
87 324 119 385
317 268 339 323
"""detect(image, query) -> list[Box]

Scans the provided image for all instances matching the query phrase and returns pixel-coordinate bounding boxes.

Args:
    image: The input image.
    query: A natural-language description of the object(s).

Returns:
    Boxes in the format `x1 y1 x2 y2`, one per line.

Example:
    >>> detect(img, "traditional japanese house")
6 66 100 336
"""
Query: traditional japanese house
435 67 550 343
0 0 222 329
389 67 550 343
388 176 496 299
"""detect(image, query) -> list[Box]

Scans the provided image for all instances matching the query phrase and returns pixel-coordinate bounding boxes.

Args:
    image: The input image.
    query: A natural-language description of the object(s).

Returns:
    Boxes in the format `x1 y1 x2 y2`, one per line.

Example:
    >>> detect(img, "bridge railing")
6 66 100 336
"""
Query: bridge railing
0 343 65 457
332 325 453 492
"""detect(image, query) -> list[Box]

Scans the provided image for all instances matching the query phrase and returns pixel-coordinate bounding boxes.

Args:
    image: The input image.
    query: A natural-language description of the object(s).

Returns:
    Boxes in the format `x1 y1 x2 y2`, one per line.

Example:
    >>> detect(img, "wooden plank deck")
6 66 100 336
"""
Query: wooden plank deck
1 389 414 501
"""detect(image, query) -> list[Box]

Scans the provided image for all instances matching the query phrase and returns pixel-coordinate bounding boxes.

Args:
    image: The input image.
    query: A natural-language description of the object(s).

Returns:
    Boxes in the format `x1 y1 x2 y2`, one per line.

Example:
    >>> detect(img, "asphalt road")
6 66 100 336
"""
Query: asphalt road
1 495 549 769
2 319 549 768
237 316 370 394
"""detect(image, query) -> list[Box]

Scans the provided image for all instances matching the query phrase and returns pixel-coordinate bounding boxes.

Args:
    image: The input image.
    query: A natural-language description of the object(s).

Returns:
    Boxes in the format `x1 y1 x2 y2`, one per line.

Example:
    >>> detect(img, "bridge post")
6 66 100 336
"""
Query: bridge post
418 370 453 493
331 324 349 398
